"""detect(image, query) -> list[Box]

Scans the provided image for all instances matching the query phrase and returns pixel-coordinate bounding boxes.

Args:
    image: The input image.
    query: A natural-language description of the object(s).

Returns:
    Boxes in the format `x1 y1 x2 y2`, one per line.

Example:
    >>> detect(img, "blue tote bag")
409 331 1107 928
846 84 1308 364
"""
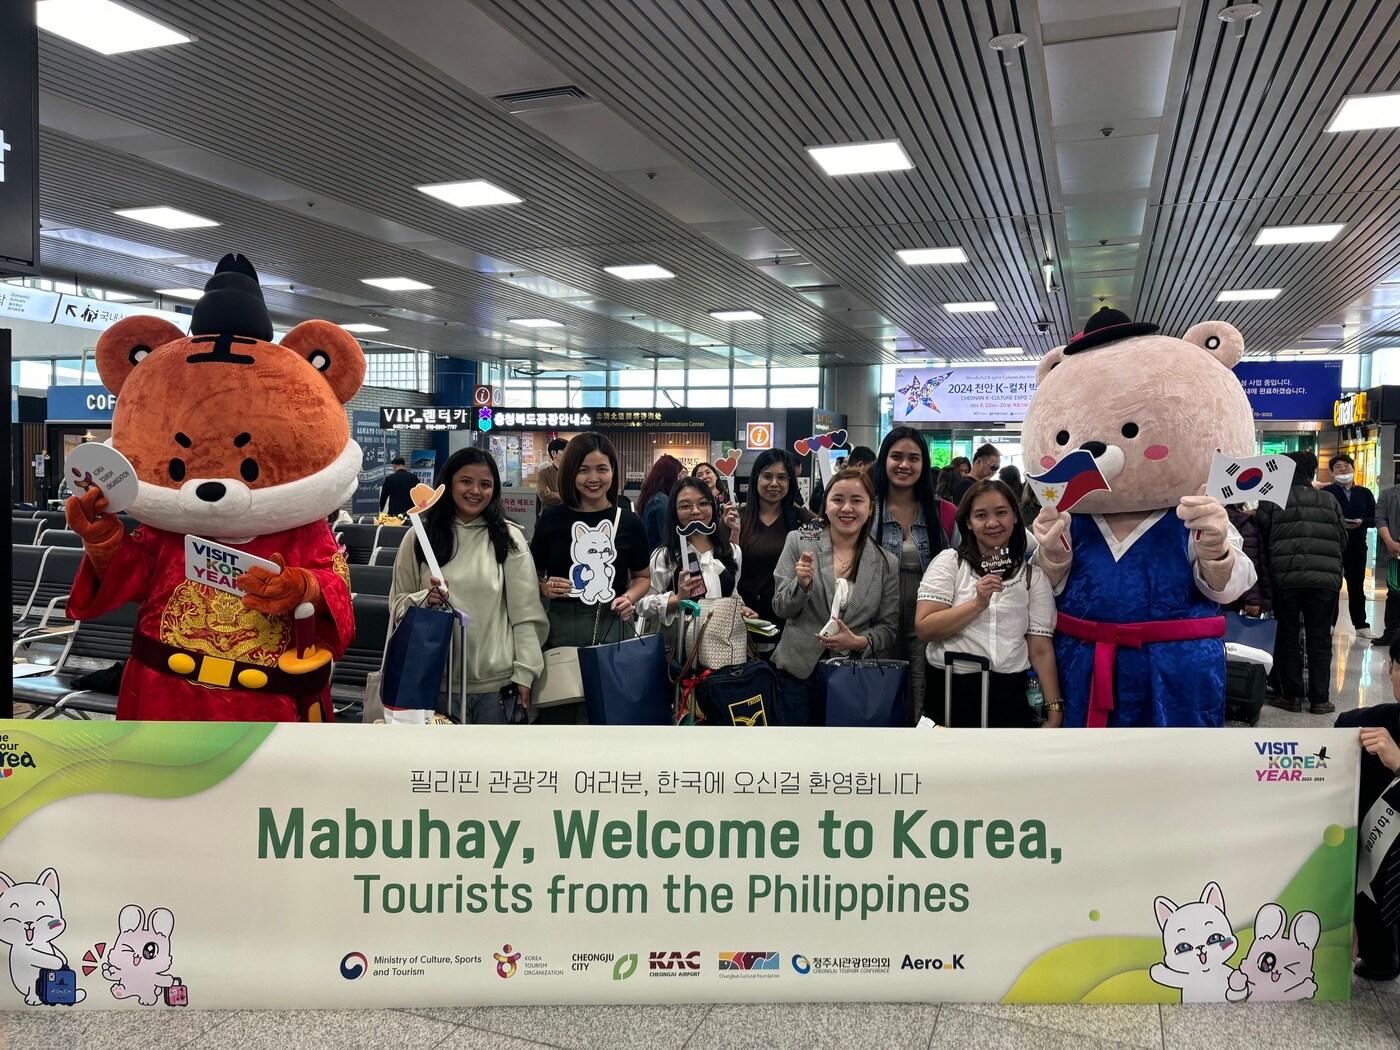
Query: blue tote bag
1223 611 1277 654
579 622 672 725
381 605 457 719
821 658 908 727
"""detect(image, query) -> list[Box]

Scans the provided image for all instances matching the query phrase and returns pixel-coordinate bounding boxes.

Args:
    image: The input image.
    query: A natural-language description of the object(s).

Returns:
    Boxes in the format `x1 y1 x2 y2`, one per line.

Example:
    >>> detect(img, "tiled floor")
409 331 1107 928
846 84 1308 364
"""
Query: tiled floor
5 587 1398 1049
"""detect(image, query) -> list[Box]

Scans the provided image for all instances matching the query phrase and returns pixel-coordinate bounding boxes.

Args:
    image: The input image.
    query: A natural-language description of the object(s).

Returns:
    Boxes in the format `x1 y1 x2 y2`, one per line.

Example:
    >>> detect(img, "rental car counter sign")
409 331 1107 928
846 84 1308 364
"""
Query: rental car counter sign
0 723 1358 1008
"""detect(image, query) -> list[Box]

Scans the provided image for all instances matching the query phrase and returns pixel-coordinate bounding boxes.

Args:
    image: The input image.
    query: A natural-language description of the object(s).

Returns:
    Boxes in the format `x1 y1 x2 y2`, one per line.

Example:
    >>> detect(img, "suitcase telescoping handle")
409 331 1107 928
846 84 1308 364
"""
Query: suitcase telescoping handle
943 650 991 728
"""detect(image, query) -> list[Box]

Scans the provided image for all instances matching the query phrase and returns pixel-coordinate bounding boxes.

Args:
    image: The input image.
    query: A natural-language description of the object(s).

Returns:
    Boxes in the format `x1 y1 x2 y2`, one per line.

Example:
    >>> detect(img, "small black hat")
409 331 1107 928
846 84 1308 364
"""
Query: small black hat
1063 307 1158 355
189 253 273 342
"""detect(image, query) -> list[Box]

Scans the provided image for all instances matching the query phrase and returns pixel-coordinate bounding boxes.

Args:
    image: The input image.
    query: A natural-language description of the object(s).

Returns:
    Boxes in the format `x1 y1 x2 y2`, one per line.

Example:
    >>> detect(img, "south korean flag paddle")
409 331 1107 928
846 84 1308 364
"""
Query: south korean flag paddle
1206 453 1296 508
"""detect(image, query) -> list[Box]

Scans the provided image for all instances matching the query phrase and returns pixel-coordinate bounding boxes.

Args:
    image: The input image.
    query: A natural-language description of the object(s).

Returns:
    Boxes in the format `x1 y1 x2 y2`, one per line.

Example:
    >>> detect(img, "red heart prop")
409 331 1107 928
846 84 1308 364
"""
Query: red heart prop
715 454 741 477
816 434 833 450
794 439 811 456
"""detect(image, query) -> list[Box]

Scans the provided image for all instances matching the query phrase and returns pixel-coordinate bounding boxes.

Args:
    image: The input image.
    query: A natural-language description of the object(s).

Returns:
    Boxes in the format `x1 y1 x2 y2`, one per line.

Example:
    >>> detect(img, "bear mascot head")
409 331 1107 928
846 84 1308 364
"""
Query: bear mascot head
63 253 366 723
1020 307 1259 728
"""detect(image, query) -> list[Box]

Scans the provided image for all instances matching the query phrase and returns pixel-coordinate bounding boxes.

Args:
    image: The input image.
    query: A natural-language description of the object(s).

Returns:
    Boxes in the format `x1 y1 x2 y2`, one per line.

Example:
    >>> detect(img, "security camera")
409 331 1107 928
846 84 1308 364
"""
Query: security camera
1035 320 1051 334
1100 126 1114 137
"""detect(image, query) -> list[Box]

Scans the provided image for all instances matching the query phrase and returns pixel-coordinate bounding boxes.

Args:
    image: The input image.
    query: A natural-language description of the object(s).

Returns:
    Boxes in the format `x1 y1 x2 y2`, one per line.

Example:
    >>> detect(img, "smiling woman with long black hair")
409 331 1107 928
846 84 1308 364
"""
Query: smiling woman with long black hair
389 447 547 723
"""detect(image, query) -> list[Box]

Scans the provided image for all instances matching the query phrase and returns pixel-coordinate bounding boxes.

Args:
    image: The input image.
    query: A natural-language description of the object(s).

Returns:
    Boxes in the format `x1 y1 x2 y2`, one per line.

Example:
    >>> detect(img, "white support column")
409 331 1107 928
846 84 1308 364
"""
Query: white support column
828 364 882 451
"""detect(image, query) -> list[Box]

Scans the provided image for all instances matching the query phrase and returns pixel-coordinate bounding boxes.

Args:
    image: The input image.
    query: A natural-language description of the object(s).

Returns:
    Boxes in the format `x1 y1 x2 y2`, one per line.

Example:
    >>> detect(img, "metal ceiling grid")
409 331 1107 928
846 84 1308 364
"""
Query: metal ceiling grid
1136 0 1400 353
476 0 1074 359
35 0 883 365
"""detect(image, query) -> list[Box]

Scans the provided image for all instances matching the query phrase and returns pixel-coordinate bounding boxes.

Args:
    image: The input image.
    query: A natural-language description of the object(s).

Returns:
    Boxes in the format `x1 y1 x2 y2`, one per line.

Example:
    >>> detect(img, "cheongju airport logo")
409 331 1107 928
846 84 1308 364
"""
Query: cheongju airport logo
339 952 367 980
1254 740 1330 783
648 950 701 976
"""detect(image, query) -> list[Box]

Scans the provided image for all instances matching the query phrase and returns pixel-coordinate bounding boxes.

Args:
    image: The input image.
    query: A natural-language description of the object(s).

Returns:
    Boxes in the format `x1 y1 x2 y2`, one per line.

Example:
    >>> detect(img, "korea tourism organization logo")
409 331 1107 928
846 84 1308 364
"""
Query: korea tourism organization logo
648 949 701 977
339 952 368 980
718 951 780 978
493 944 562 979
1254 740 1330 784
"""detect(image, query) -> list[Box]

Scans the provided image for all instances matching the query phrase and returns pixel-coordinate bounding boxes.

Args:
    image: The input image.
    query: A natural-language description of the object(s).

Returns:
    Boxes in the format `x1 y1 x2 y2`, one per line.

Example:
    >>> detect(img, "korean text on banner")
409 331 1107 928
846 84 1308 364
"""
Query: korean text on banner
0 723 1357 1009
893 367 1038 423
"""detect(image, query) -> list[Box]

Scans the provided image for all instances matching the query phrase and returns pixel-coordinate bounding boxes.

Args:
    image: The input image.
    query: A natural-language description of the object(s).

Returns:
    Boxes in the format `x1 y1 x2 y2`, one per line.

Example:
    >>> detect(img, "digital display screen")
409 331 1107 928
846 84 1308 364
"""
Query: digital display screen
0 2 39 274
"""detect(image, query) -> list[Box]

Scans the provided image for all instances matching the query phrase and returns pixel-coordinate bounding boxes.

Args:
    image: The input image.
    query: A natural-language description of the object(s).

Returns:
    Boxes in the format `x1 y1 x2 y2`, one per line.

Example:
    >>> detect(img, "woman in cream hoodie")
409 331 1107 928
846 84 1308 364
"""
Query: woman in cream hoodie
390 448 547 722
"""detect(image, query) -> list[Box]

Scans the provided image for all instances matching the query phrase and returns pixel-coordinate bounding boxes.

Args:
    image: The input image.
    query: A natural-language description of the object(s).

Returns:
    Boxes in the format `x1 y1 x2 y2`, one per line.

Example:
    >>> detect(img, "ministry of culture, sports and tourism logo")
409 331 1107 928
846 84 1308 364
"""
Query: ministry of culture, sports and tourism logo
339 952 367 980
1254 741 1329 783
494 944 523 979
612 954 639 981
718 951 780 975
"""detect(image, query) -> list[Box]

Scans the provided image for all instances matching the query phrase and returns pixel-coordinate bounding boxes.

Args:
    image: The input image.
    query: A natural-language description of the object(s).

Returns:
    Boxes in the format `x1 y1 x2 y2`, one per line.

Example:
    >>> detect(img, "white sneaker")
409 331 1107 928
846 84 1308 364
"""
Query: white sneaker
1356 626 1373 639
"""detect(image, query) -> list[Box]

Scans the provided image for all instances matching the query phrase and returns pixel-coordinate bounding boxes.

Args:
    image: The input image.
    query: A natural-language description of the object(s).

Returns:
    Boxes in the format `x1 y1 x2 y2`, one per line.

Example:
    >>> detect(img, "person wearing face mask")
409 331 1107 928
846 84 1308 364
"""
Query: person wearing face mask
1323 454 1376 637
737 449 816 627
915 479 1063 728
638 476 753 631
390 449 548 723
770 468 899 726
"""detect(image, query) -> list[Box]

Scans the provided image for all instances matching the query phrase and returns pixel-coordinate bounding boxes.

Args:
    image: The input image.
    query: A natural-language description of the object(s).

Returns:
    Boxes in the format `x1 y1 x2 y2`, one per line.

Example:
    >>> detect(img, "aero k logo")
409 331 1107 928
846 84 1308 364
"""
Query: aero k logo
612 954 639 981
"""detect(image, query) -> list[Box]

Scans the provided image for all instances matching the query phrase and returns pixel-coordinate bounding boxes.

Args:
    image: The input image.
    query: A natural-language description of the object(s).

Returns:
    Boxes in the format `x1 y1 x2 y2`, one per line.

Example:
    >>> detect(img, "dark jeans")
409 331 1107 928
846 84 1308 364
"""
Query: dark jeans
776 668 825 726
1273 587 1334 707
1335 546 1370 629
1384 568 1400 641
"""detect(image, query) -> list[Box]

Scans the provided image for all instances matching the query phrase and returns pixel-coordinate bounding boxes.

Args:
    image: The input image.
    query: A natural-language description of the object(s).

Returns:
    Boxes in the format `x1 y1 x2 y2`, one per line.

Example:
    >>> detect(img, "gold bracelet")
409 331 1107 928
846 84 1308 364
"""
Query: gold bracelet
1044 700 1065 712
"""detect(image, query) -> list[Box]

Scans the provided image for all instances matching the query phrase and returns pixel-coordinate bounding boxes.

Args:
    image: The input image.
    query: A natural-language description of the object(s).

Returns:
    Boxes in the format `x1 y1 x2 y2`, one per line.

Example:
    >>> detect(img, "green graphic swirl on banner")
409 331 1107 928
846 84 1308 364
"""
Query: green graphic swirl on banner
0 721 274 842
1002 825 1356 1003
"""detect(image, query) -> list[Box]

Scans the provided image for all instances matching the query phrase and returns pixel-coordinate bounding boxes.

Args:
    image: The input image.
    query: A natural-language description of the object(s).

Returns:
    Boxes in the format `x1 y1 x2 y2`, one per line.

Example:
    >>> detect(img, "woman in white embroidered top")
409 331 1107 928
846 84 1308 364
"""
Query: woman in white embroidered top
915 479 1064 728
639 476 751 629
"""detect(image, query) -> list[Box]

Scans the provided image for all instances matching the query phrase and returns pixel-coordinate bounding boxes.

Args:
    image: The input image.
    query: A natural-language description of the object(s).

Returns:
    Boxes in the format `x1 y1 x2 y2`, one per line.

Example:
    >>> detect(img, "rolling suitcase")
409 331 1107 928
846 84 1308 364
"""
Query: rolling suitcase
942 651 991 728
1225 659 1266 726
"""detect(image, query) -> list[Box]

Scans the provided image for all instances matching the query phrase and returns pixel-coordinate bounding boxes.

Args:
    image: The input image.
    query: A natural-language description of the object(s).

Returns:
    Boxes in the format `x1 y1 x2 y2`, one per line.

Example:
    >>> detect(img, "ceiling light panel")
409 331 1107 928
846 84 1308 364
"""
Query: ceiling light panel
37 0 192 55
510 318 565 328
1216 288 1282 301
361 277 433 291
709 310 763 321
416 180 523 207
339 323 388 333
982 347 1024 355
943 301 997 313
807 140 913 176
897 247 968 265
113 206 219 229
604 264 675 280
1253 224 1344 245
154 287 204 301
1326 92 1400 132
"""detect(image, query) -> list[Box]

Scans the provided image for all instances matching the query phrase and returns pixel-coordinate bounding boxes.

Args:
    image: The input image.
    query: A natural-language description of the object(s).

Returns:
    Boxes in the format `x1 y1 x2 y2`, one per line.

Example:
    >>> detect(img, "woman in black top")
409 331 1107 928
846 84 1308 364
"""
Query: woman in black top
531 433 651 723
737 449 815 626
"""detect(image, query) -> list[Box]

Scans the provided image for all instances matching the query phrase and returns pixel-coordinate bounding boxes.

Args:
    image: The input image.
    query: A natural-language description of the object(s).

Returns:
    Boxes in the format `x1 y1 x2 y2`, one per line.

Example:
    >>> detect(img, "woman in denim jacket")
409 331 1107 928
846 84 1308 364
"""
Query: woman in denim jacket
870 427 952 723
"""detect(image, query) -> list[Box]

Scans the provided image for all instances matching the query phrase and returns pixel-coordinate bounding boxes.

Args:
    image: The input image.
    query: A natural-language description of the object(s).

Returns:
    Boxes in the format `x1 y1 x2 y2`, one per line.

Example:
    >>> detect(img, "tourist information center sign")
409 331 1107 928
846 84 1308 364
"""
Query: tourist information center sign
0 722 1356 1008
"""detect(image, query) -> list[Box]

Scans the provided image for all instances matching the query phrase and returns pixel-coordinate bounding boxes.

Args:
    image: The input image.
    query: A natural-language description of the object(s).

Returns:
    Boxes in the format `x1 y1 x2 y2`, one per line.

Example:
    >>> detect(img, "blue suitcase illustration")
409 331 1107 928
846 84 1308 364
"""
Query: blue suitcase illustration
36 967 77 1005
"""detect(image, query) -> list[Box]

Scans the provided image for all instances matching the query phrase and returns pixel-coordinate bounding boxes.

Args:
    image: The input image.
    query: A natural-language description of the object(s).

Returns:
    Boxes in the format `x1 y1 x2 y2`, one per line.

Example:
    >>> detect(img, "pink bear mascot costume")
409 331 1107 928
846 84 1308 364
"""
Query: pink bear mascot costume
1023 308 1257 727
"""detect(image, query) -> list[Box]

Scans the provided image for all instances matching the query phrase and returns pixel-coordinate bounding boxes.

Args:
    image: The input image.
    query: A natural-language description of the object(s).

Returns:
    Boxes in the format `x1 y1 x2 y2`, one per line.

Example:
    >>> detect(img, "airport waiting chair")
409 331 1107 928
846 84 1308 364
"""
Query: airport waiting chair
349 564 393 598
334 524 379 564
39 529 85 548
330 594 391 721
374 524 409 553
369 547 398 566
14 601 138 719
11 518 40 545
11 545 51 622
14 547 83 636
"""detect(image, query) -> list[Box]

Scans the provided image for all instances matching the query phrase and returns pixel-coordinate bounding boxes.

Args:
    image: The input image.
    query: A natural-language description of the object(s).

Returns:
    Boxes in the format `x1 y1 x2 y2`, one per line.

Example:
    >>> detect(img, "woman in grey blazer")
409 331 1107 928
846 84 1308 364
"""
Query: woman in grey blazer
771 469 900 726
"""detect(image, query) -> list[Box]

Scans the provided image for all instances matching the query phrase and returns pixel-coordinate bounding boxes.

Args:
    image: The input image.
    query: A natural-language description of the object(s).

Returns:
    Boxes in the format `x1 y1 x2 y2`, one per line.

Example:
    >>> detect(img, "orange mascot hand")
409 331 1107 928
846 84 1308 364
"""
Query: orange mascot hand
65 487 125 576
237 553 322 616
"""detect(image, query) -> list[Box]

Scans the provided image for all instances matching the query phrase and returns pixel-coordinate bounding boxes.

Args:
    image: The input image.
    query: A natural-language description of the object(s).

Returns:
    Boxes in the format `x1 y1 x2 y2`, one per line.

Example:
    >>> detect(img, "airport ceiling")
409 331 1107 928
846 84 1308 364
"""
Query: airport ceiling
30 0 1400 372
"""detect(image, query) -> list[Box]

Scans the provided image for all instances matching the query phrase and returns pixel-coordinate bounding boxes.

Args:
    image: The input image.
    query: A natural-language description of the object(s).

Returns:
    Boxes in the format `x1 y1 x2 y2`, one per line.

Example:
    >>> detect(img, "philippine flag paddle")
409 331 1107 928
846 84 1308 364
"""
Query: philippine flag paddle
1027 448 1111 513
1206 452 1295 508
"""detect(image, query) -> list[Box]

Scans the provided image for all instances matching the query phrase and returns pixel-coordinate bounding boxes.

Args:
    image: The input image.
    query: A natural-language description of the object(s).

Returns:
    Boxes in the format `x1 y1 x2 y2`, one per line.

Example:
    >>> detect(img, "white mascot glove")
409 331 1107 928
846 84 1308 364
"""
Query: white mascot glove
1176 486 1233 564
1032 504 1073 586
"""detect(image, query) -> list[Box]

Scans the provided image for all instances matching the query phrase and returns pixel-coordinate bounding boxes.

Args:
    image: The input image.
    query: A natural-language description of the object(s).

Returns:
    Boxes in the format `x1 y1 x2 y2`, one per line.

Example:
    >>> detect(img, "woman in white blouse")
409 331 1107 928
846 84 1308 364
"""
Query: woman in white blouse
640 476 751 632
915 479 1063 728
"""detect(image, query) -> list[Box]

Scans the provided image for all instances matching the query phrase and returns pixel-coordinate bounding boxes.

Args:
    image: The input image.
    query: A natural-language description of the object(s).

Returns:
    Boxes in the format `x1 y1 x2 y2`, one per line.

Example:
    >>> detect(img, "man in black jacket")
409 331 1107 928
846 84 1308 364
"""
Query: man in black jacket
1256 451 1347 714
378 456 416 517
1323 453 1377 635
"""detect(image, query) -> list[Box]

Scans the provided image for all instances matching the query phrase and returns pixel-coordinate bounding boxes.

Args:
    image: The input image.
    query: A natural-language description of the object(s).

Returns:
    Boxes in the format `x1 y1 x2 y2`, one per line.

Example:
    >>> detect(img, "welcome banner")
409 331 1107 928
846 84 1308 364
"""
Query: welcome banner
0 722 1358 1010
